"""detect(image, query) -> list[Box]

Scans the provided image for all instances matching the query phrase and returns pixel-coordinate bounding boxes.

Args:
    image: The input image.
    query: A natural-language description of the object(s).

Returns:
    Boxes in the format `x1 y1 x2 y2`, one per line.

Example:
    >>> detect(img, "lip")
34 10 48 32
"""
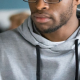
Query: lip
34 17 51 23
33 13 51 23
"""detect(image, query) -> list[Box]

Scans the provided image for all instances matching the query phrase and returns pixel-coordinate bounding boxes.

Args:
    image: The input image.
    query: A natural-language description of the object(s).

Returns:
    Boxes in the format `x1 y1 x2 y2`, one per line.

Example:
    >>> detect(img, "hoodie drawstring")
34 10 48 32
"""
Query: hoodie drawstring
36 45 41 80
75 39 79 80
36 39 79 80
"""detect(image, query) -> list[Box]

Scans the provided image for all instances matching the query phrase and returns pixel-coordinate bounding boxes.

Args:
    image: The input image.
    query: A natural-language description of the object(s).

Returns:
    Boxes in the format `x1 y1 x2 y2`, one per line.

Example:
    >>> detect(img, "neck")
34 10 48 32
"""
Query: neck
41 16 79 42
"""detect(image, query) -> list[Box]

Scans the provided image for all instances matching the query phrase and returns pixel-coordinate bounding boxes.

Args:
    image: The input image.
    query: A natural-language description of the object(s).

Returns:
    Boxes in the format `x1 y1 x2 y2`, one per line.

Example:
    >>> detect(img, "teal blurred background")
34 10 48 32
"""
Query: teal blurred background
0 0 29 9
77 5 80 9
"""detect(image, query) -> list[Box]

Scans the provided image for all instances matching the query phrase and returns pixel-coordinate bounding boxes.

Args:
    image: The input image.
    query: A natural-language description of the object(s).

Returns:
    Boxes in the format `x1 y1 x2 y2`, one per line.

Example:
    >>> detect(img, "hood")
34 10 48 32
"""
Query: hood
17 16 80 51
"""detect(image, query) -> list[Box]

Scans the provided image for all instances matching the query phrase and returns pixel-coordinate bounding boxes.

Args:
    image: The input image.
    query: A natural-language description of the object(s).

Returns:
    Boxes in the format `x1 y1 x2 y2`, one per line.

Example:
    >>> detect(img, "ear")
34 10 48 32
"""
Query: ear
74 0 80 5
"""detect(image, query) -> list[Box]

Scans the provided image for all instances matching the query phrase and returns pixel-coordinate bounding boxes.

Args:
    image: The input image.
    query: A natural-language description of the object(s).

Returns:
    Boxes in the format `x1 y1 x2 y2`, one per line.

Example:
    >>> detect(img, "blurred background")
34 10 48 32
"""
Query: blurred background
0 0 30 32
0 0 80 32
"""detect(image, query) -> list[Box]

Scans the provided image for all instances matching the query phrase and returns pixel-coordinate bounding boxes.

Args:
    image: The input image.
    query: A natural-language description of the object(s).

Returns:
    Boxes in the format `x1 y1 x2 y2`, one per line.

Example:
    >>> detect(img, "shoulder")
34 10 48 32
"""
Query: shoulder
0 29 19 37
0 28 23 47
0 28 22 40
0 28 26 53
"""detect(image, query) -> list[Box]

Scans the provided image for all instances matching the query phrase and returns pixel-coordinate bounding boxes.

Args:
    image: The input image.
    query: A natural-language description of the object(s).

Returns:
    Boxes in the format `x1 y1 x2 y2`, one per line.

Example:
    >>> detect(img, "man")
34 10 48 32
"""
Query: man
0 0 80 80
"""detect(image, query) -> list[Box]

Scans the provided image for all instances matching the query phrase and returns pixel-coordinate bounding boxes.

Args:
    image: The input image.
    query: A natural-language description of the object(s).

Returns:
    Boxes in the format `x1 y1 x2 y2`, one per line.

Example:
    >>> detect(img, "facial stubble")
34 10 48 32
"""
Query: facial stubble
36 1 73 33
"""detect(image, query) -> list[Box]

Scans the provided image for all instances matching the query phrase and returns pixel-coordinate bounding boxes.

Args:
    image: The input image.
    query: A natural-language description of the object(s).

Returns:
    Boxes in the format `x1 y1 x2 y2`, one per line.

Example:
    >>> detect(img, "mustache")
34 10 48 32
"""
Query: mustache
32 11 49 14
31 11 53 19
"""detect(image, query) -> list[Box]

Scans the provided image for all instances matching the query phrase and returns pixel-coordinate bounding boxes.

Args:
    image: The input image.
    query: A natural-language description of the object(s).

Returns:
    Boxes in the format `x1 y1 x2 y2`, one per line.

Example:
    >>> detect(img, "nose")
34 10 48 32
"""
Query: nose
35 0 49 10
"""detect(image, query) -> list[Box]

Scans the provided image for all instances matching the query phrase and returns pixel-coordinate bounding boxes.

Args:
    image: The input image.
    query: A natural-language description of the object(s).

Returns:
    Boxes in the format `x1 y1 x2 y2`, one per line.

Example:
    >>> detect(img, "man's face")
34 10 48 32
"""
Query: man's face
29 0 74 33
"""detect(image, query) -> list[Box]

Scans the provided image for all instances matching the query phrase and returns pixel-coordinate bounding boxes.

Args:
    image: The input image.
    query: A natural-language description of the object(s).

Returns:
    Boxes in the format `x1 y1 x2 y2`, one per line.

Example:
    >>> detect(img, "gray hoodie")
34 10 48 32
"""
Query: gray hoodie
0 16 80 80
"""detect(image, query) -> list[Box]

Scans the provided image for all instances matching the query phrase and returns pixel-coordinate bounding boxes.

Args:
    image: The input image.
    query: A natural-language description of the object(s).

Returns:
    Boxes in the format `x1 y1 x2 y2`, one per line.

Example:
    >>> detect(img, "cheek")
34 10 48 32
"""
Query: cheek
29 3 36 13
48 6 61 23
49 4 63 16
50 4 68 20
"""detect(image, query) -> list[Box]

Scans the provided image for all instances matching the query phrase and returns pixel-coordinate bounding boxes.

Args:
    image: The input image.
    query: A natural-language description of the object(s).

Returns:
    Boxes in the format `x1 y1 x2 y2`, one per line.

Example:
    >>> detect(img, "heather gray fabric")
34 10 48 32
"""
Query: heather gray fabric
0 16 80 80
